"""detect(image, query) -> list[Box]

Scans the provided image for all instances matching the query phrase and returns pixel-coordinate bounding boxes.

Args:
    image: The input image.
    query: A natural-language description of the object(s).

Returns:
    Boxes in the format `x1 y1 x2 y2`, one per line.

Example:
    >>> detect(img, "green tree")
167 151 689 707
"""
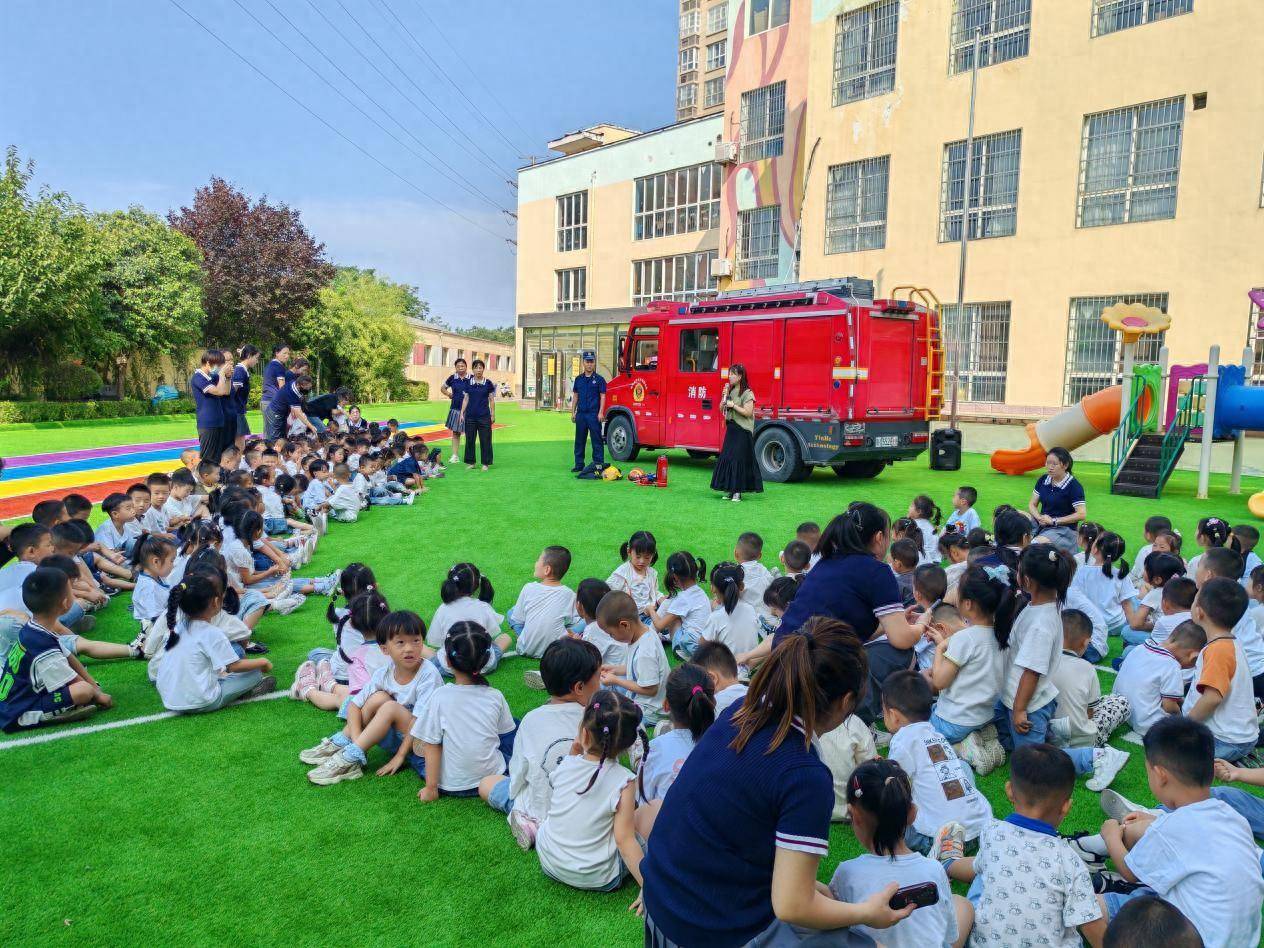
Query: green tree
461 325 515 345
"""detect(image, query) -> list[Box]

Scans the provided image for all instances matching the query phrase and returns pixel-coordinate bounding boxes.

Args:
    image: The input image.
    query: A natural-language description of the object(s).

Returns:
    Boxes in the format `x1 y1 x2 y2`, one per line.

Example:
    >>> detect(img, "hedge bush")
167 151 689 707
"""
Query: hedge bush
402 381 430 402
43 363 104 401
0 397 195 424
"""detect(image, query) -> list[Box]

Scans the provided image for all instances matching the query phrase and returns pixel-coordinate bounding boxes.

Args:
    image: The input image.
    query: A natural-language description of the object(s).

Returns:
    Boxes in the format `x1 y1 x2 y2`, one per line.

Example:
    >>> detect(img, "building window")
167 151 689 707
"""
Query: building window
736 206 781 281
556 191 587 252
634 162 722 240
949 0 1031 75
679 328 720 372
751 0 790 33
1063 293 1168 403
556 268 587 312
1249 290 1264 381
833 1 899 106
632 251 719 305
942 302 1012 402
703 77 725 108
825 156 890 254
740 82 786 162
677 83 698 110
680 47 699 76
1077 97 1184 228
707 2 727 34
1092 0 1193 37
939 129 1021 242
680 9 700 36
706 39 727 71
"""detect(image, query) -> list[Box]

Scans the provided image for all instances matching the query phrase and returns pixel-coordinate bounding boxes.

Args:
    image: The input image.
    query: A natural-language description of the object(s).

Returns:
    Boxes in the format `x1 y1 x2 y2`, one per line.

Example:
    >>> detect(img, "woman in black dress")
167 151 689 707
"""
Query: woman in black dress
710 363 762 502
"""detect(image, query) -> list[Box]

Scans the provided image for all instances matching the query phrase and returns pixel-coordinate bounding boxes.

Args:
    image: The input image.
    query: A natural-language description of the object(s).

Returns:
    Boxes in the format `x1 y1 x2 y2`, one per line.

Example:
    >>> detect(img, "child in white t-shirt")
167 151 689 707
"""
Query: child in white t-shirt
426 562 512 676
599 591 669 723
943 486 980 539
1049 609 1130 750
606 530 660 620
481 637 601 850
634 664 716 838
507 545 576 659
911 564 949 672
827 758 970 948
327 463 363 523
734 532 773 614
414 623 517 801
697 562 759 658
573 579 626 667
939 533 970 593
535 689 643 892
647 551 710 659
908 495 942 565
689 641 747 715
130 536 178 627
1126 515 1174 586
1183 577 1258 762
1148 576 1196 646
1112 619 1205 736
1121 552 1187 657
1073 531 1138 638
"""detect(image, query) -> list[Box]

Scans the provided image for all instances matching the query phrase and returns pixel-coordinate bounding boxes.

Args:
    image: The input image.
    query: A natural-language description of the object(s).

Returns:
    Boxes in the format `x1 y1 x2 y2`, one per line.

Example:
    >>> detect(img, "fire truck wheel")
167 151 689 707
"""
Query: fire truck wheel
755 428 807 483
685 449 714 460
831 460 887 479
605 415 639 463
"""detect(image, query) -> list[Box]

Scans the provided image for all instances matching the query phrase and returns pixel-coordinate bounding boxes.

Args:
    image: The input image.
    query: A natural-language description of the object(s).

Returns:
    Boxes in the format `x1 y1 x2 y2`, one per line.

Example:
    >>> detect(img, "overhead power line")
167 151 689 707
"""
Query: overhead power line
164 0 509 244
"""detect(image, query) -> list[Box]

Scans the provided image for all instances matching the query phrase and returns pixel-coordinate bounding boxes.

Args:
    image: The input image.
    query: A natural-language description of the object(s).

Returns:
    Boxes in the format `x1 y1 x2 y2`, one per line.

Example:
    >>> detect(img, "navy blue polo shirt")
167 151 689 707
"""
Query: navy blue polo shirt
1033 473 1086 520
190 370 226 429
572 371 607 414
231 364 251 416
273 381 307 416
463 378 495 421
444 373 469 412
774 552 903 645
641 705 834 946
261 359 287 407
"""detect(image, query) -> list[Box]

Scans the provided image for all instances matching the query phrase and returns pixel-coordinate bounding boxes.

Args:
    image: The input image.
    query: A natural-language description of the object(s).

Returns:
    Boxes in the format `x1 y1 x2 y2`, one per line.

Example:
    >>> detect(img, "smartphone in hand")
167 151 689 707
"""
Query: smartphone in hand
888 882 940 911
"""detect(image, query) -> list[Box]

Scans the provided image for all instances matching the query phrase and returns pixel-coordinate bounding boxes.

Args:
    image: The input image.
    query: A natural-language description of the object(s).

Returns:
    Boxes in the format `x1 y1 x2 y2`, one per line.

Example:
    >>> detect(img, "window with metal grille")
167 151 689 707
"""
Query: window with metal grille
740 82 786 161
680 47 699 75
1249 289 1264 381
939 129 1021 242
942 302 1012 402
707 2 727 34
632 251 719 305
680 10 700 36
949 0 1031 75
634 162 722 240
833 1 900 106
556 268 587 312
751 0 790 33
704 77 725 108
1092 0 1192 36
1077 97 1184 227
706 39 727 71
825 156 890 254
1063 293 1168 403
677 83 697 110
736 206 781 281
556 191 588 252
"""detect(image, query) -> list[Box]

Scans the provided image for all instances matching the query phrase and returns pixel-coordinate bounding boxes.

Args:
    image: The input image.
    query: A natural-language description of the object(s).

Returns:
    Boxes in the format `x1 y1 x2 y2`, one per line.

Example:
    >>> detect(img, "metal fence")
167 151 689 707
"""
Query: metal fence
949 0 1031 74
1063 293 1167 403
825 156 890 254
939 129 1022 242
740 82 786 162
1091 0 1193 37
736 206 782 281
943 302 1012 403
833 0 899 106
1077 97 1184 227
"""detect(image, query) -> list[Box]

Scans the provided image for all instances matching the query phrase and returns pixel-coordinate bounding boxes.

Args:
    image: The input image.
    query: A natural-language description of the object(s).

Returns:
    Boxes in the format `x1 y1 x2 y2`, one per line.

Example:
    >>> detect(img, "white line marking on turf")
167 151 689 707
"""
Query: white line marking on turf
0 690 287 750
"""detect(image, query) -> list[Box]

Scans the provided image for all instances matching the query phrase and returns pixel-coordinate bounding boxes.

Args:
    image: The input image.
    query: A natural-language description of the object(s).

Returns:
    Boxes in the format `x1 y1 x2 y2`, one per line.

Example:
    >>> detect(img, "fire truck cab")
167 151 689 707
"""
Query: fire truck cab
603 279 944 482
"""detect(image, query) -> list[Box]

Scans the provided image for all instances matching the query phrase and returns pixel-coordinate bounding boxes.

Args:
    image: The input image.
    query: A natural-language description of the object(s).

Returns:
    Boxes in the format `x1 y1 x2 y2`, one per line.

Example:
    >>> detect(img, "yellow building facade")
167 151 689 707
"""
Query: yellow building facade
404 319 515 397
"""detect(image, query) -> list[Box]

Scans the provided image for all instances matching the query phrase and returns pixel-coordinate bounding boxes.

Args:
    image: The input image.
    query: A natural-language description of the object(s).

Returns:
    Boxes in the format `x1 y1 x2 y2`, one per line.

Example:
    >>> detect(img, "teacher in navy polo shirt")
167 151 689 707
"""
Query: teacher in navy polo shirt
189 348 234 464
1027 447 1086 553
642 618 913 947
260 344 292 442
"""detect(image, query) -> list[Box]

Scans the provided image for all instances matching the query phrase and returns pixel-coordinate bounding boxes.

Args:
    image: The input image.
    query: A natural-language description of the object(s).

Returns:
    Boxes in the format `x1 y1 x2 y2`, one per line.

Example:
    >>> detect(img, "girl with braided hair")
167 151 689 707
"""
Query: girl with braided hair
535 689 645 892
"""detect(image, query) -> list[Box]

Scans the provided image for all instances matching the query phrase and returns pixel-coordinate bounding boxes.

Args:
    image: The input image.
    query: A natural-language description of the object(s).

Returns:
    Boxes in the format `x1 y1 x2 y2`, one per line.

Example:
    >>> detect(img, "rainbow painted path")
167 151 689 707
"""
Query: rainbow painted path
1 421 446 519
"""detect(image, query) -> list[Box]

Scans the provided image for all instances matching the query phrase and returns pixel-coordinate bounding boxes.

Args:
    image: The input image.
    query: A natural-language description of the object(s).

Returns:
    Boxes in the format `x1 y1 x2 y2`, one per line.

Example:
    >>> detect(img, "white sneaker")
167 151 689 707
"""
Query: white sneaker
627 735 646 771
929 821 966 865
307 751 363 786
1100 788 1160 822
956 731 988 775
1048 717 1072 744
299 737 342 765
523 669 545 691
404 492 415 506
871 725 891 749
449 454 458 463
325 569 343 595
979 723 1006 772
272 594 306 615
508 810 539 851
1087 746 1129 792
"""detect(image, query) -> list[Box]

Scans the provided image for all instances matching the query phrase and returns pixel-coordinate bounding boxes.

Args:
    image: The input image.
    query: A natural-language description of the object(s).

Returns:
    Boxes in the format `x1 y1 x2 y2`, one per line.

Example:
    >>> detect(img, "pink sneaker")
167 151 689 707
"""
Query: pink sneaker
290 660 317 700
315 660 335 692
508 809 539 851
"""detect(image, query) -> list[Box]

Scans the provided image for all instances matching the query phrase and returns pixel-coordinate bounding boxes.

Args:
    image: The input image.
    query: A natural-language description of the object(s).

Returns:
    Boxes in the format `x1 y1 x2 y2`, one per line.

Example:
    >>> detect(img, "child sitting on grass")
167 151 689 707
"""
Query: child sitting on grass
126 483 174 541
734 532 772 613
1112 619 1204 738
940 532 970 592
1127 515 1174 586
162 469 209 529
944 485 980 537
759 574 801 640
911 563 948 672
94 492 142 559
327 463 363 523
293 589 391 710
1125 552 1186 637
908 494 942 564
1149 575 1197 645
635 664 716 838
507 545 576 659
890 538 920 607
1050 609 1130 750
647 551 709 659
776 539 811 580
574 578 625 667
606 530 660 621
1195 546 1264 701
698 562 759 657
1183 577 1257 762
427 563 511 676
598 590 670 725
130 535 178 629
689 641 746 713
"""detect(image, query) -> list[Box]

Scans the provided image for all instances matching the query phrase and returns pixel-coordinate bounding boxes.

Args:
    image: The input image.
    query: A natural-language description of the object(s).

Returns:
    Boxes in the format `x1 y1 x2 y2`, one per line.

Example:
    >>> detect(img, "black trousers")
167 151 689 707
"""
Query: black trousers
857 640 915 725
464 418 493 466
198 425 225 464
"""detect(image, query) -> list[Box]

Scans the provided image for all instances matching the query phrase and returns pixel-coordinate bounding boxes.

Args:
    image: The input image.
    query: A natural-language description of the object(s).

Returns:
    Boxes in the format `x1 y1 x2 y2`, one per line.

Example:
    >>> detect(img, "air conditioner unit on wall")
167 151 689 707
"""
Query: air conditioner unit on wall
710 257 734 278
715 141 739 163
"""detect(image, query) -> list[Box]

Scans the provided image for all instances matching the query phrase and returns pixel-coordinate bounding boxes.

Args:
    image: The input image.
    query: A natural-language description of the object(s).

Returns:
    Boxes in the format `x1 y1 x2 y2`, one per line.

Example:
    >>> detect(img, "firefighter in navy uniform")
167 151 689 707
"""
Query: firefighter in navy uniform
570 351 607 472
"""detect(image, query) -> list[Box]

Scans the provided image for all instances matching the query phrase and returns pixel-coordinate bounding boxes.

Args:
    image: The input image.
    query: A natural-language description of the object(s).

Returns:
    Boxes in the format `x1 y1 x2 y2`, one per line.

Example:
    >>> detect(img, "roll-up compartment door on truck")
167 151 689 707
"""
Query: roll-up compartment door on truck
862 309 918 417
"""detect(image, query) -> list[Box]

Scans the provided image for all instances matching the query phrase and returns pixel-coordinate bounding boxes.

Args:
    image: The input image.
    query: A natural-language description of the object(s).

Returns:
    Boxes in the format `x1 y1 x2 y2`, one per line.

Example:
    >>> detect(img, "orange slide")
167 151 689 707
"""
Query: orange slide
990 385 1145 475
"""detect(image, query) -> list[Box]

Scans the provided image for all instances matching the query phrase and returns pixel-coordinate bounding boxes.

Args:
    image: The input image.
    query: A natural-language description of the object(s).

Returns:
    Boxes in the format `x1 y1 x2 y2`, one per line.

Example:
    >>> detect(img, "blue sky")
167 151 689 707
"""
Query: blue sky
0 0 677 328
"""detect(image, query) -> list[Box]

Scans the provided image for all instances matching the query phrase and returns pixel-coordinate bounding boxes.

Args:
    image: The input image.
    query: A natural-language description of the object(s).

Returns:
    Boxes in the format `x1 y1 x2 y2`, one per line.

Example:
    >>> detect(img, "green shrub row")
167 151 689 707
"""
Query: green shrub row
0 397 195 424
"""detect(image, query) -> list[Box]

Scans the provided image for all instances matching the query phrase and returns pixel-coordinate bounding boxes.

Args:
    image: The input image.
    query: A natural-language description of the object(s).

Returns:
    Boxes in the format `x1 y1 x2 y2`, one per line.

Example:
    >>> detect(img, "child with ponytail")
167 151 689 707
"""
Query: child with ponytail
1071 530 1137 640
637 664 715 805
535 689 644 892
698 562 759 657
293 589 391 709
607 530 660 621
130 535 178 628
155 574 274 713
827 759 972 948
647 551 709 659
426 563 511 675
1186 515 1231 576
907 494 942 564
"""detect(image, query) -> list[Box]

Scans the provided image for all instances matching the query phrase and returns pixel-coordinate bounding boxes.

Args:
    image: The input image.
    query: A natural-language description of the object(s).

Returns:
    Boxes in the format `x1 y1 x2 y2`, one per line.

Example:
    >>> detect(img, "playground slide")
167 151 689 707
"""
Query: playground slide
990 385 1140 475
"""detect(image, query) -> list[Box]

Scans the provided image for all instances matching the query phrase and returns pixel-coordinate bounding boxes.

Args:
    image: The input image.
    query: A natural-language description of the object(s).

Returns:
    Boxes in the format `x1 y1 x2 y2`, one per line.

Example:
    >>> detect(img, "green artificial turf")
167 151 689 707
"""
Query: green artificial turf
2 403 1263 946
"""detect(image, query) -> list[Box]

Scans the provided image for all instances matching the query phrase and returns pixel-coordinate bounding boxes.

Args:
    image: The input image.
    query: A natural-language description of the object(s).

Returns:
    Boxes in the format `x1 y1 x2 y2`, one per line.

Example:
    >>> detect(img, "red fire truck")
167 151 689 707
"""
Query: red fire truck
604 279 944 482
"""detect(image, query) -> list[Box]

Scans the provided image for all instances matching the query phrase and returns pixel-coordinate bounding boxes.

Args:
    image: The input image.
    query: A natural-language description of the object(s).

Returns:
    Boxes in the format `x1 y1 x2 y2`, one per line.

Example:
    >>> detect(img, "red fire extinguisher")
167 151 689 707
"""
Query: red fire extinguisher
655 454 668 488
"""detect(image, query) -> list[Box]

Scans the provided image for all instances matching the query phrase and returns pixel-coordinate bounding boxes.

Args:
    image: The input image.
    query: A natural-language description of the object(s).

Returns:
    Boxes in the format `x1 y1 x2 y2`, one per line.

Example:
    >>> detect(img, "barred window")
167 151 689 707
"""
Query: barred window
1092 0 1193 37
949 0 1031 75
825 157 890 254
680 47 699 76
751 0 790 33
833 1 899 106
1063 293 1168 403
736 206 781 282
706 39 727 71
703 77 725 108
942 302 1012 402
740 82 786 161
556 191 587 252
632 251 719 305
677 83 697 110
1249 289 1264 381
634 162 722 240
707 2 727 34
555 268 587 312
939 130 1021 242
1077 97 1184 228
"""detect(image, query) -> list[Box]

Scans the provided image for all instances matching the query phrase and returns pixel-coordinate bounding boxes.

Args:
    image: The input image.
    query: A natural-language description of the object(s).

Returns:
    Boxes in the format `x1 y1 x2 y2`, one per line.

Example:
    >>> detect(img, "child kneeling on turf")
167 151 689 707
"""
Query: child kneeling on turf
414 623 517 801
304 610 441 785
535 689 644 892
482 637 602 849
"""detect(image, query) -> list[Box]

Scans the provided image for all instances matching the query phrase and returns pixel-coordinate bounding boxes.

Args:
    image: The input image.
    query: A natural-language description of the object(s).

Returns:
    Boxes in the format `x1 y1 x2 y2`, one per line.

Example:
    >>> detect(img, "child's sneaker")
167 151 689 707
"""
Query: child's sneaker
979 723 1006 771
449 454 459 464
523 669 545 691
1048 716 1072 745
929 821 965 867
272 595 306 616
508 809 539 851
1064 831 1108 869
324 569 343 595
307 751 363 785
290 660 317 699
315 661 335 693
1092 870 1146 895
246 675 277 698
128 628 148 654
955 731 988 775
1100 788 1161 822
1086 746 1129 792
299 736 341 764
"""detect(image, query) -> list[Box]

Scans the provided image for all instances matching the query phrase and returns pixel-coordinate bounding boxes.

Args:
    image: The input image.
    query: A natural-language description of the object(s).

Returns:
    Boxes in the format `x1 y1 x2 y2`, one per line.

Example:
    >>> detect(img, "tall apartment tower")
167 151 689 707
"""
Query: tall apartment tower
676 0 729 121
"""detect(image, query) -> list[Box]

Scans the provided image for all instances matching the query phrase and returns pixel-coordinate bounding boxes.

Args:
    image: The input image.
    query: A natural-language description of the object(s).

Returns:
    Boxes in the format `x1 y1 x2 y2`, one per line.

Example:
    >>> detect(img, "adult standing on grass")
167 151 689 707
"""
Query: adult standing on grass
641 618 914 946
710 363 762 502
460 359 496 471
261 344 292 442
570 350 606 472
441 357 470 463
1028 447 1086 554
230 344 261 451
190 348 233 464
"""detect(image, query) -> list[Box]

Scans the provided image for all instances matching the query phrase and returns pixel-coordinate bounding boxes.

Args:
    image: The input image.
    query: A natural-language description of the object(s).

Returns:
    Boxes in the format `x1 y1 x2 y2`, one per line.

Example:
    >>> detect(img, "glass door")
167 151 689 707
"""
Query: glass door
535 350 562 410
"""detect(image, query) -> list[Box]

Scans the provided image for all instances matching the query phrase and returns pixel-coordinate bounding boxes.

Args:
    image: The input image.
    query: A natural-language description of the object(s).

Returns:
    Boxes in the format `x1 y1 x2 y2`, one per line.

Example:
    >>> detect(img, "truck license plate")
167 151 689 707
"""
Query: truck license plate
873 436 899 448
